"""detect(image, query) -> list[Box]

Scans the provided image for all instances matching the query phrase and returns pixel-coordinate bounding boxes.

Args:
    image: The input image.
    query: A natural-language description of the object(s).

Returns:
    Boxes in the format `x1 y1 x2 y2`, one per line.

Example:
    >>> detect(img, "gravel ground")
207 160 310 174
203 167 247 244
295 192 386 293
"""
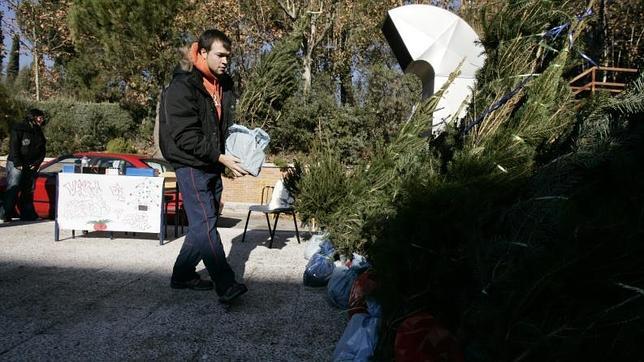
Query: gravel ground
0 212 346 361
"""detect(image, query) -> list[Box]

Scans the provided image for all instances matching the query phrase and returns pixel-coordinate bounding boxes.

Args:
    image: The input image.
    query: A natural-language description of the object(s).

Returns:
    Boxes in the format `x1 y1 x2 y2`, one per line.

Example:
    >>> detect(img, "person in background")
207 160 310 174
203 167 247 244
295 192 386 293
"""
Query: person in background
0 108 47 223
159 29 249 304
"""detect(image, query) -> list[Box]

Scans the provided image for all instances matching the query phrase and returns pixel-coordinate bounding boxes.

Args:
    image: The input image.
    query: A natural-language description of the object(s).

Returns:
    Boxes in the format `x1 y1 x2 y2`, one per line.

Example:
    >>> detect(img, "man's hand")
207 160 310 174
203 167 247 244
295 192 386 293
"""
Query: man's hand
218 154 248 177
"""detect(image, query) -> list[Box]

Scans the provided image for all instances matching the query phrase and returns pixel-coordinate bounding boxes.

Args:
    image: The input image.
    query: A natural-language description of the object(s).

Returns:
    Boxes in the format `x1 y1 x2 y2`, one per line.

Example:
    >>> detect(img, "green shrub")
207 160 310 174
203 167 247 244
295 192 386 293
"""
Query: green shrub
22 98 134 155
292 147 350 228
135 116 155 152
106 137 136 153
270 88 330 155
0 83 25 154
272 68 420 164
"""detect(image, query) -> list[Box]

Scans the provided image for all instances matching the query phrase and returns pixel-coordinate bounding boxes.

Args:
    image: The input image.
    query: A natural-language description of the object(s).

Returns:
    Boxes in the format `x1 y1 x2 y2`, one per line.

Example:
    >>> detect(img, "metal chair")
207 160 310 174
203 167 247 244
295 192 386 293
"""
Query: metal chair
241 184 300 248
163 181 185 239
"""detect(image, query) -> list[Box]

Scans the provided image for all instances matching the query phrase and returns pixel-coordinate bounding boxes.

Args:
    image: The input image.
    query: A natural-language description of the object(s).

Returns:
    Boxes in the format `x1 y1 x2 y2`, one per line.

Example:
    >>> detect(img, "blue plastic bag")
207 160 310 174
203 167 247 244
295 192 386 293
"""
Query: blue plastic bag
304 232 330 260
318 239 335 257
303 253 335 287
327 254 370 309
225 124 270 176
332 300 382 361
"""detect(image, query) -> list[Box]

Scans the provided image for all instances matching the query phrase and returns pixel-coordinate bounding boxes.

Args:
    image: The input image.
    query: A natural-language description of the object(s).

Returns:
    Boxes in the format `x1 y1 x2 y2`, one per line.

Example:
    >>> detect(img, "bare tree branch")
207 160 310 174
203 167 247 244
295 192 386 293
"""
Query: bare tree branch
277 0 298 19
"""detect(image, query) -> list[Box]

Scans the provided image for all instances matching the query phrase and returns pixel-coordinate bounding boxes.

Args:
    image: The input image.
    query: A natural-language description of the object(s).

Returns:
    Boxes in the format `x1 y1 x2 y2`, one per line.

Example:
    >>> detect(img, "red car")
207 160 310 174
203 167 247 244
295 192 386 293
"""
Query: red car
0 152 182 220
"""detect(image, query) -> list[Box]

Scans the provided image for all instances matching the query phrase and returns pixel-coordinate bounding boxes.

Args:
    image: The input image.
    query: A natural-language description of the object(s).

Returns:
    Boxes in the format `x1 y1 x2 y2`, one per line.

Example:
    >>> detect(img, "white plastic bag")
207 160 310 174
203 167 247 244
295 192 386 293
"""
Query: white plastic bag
304 232 329 260
225 124 270 176
268 180 294 210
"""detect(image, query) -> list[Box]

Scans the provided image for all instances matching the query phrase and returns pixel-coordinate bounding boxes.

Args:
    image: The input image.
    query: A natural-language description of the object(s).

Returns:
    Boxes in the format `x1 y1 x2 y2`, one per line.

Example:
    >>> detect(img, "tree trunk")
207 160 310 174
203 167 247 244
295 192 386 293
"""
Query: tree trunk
601 0 609 81
32 26 40 101
152 97 163 158
339 67 354 106
303 55 312 95
302 20 314 95
338 30 354 106
0 12 4 69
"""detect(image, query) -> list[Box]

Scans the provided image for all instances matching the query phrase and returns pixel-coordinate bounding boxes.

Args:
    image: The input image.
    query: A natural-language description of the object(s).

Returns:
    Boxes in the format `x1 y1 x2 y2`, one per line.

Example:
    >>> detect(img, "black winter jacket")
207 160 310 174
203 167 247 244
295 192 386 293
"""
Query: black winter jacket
159 67 235 172
7 120 46 168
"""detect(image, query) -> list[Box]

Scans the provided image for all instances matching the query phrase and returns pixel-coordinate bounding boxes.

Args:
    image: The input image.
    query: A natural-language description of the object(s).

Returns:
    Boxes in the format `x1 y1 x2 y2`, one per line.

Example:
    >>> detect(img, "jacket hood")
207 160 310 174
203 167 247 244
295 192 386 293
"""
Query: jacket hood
189 42 217 82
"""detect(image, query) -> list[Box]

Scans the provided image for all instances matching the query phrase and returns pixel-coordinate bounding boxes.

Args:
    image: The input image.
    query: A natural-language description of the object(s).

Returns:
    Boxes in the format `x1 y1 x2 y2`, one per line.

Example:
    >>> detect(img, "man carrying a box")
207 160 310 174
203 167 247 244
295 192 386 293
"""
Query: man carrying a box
159 29 248 304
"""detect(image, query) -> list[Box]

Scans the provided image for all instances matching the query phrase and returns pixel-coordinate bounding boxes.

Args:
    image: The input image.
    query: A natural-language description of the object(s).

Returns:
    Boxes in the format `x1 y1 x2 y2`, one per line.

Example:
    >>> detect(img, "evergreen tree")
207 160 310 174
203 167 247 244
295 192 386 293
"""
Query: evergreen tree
0 82 23 153
14 65 33 96
6 34 20 84
66 0 184 129
68 0 183 94
0 11 4 72
236 26 302 130
289 0 643 359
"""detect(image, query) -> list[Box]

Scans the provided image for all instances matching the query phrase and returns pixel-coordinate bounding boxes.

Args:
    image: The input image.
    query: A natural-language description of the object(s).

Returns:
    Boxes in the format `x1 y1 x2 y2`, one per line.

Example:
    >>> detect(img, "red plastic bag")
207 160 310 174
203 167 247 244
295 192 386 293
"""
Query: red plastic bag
394 312 463 362
348 270 378 317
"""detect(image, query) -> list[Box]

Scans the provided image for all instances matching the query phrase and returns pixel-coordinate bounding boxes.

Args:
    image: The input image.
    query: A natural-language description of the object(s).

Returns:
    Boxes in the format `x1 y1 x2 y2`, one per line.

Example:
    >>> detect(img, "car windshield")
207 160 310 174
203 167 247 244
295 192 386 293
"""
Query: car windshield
143 159 174 173
40 156 81 173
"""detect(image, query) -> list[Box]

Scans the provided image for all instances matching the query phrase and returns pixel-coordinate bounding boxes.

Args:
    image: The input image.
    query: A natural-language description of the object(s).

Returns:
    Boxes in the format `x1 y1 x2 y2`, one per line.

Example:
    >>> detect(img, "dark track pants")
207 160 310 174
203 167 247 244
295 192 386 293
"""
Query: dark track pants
171 167 235 296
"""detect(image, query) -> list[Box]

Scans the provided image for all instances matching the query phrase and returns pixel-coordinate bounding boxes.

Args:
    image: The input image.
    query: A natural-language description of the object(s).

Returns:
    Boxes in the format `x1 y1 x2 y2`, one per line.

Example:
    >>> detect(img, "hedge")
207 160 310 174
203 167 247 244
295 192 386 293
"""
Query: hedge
22 98 134 156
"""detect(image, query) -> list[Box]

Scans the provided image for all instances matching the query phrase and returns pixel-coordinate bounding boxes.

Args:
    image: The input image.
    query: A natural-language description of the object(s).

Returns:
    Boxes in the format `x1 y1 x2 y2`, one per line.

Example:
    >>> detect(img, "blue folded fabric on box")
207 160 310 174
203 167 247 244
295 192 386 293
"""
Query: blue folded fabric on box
62 165 77 173
125 167 156 177
225 124 270 177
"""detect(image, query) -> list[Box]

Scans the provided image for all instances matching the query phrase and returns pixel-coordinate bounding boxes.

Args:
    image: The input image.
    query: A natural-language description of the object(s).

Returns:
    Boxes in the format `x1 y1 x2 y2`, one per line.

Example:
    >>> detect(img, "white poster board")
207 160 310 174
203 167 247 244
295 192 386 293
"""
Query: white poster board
57 173 164 234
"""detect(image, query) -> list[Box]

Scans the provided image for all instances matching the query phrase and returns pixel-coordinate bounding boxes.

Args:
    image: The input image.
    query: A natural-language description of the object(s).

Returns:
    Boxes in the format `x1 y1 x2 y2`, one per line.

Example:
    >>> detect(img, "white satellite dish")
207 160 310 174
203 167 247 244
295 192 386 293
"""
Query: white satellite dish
382 4 486 130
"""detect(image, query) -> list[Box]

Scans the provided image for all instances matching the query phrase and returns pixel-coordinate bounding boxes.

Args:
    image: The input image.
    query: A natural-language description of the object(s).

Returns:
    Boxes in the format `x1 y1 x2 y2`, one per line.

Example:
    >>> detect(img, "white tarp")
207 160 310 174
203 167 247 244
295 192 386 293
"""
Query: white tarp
383 4 486 130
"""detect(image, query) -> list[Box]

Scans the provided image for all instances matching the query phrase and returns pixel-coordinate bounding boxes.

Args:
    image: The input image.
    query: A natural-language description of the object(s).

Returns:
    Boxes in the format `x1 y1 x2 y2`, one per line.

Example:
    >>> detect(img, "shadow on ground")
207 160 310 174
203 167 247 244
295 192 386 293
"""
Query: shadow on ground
217 216 242 228
0 261 342 361
228 230 308 280
0 219 50 228
47 215 244 244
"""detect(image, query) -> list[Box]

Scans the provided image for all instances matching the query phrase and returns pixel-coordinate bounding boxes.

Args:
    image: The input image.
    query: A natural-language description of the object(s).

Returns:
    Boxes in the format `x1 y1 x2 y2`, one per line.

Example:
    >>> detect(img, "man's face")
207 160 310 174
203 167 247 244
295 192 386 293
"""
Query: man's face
200 40 230 77
34 115 45 126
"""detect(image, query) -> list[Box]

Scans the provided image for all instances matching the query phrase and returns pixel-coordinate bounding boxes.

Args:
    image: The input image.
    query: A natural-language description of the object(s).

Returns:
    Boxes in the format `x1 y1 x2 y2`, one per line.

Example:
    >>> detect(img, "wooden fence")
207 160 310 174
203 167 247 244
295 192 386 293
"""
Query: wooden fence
569 66 639 96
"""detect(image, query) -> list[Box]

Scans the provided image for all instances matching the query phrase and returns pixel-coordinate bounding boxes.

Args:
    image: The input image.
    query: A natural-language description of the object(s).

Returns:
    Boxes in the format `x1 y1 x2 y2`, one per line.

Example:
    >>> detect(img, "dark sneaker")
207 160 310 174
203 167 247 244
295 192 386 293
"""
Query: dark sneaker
218 283 248 304
170 278 214 291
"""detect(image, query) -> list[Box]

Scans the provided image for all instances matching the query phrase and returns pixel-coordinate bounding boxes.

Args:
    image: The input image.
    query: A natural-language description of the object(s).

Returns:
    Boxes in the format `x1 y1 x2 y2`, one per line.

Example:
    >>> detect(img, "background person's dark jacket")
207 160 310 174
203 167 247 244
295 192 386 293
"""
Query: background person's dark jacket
7 120 46 168
159 67 235 172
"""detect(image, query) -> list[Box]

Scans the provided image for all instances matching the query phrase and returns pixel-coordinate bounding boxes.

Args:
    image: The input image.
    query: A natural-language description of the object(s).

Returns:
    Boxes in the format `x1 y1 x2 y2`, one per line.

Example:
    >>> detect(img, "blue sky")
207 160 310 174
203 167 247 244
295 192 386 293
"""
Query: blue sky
1 2 34 74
